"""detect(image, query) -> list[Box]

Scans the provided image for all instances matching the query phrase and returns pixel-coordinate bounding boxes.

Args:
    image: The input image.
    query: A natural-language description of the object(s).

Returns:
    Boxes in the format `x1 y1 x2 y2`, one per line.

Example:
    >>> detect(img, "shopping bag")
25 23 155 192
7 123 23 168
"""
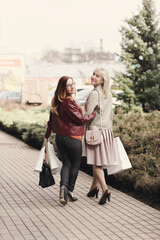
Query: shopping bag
47 142 62 174
107 137 132 175
34 144 45 172
47 142 58 172
34 140 62 173
39 161 55 188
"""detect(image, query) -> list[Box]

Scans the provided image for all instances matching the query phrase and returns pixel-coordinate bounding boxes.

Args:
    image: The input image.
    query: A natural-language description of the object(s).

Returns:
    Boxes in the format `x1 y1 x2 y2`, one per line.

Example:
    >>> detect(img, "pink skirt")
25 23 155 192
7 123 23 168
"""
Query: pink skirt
86 128 114 168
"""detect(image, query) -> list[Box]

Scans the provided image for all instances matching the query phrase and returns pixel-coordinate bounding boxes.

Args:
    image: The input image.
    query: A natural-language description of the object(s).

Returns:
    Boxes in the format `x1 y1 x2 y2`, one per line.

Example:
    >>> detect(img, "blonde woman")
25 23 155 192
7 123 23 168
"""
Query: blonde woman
85 68 113 205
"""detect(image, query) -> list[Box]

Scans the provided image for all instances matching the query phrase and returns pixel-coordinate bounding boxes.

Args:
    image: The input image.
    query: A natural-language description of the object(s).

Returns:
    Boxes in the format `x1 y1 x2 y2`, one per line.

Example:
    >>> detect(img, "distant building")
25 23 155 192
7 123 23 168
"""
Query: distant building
62 48 82 63
42 46 115 64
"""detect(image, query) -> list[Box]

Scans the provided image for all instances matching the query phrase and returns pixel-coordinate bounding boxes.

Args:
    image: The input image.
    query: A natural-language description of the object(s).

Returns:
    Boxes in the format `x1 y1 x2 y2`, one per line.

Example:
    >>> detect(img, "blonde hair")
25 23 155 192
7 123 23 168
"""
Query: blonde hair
94 68 110 98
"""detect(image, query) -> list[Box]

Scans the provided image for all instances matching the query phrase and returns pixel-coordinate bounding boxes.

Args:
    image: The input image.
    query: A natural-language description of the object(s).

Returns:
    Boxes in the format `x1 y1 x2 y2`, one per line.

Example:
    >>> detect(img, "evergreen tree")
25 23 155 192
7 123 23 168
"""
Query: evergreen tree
114 0 160 111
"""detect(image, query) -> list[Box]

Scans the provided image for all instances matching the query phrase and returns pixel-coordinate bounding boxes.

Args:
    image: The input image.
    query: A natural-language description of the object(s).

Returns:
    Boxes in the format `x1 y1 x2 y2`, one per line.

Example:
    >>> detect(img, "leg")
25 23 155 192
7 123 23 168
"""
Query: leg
89 165 99 190
87 165 99 198
60 161 71 188
56 135 71 188
67 138 82 192
94 166 108 194
87 165 107 196
56 135 74 205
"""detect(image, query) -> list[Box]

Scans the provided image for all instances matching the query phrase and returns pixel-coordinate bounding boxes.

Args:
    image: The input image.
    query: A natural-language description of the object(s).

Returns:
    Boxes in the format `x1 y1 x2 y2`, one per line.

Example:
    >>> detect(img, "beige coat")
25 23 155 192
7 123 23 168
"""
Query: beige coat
85 85 113 130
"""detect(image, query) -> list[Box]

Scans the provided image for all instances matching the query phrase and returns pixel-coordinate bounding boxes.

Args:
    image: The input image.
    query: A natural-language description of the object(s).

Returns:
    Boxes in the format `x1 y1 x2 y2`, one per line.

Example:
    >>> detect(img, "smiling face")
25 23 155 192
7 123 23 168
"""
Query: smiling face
91 70 104 88
66 78 76 96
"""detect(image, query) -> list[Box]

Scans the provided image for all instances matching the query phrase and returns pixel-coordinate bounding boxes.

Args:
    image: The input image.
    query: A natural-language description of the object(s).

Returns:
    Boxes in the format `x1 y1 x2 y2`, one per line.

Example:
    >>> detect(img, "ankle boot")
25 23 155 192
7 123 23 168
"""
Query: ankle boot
87 186 99 198
99 189 111 205
59 186 68 206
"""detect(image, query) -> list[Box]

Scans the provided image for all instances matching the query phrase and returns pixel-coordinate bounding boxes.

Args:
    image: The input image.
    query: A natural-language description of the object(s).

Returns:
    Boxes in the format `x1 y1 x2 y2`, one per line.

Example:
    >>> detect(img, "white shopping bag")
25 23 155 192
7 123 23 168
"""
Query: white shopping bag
107 137 132 175
34 144 45 173
47 142 62 174
34 140 62 174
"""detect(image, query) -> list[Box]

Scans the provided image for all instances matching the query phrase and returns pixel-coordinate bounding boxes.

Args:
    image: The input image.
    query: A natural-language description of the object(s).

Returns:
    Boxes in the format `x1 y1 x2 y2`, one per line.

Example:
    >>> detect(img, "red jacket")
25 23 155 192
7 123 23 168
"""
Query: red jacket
45 98 96 138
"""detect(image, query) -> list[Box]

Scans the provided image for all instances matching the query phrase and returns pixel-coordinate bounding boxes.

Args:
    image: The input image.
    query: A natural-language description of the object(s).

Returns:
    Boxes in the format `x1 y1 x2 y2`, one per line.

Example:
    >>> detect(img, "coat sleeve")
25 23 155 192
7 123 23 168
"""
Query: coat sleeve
66 99 96 125
85 90 98 115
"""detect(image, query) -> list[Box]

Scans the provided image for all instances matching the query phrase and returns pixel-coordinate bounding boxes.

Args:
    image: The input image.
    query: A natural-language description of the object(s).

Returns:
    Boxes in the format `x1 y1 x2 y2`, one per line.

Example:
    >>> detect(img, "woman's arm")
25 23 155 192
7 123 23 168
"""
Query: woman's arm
85 90 98 115
66 99 96 125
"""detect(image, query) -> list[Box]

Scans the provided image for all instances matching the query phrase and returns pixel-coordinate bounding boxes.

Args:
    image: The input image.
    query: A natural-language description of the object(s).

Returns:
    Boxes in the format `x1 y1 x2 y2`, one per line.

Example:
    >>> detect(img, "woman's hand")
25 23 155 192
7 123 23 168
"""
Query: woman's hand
93 111 96 117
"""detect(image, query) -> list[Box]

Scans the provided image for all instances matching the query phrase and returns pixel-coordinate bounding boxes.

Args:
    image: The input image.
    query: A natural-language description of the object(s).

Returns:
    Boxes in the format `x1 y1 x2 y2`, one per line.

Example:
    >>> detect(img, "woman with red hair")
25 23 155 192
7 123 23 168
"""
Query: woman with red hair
45 76 96 206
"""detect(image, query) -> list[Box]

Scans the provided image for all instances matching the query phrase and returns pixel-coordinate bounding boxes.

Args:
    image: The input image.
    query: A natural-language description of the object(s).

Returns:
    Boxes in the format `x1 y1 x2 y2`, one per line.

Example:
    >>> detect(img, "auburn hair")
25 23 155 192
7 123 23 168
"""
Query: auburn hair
51 76 73 115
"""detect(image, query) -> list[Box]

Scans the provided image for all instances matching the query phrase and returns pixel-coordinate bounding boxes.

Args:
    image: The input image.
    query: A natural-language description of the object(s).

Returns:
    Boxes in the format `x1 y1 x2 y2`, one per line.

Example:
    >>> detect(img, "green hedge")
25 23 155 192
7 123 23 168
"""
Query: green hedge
107 108 160 208
0 107 52 149
0 106 159 208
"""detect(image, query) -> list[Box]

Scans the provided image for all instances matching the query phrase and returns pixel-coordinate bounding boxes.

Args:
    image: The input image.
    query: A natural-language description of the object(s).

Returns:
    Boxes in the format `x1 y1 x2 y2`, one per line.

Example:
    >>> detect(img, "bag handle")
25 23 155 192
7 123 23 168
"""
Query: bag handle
94 89 102 129
86 88 102 130
45 141 49 164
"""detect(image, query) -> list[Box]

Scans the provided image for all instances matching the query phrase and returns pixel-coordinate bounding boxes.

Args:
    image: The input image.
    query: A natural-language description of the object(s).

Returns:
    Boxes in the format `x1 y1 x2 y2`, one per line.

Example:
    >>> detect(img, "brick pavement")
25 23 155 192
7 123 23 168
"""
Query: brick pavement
0 130 160 240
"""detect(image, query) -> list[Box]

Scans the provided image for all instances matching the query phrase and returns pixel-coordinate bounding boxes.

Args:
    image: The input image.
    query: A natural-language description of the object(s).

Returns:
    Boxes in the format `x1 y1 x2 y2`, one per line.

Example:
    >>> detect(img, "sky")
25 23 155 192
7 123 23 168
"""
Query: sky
0 0 160 57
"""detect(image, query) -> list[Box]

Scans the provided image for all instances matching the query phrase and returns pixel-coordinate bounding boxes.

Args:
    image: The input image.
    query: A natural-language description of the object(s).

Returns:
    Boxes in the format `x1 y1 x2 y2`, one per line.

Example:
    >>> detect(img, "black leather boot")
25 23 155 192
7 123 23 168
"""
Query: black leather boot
59 185 68 206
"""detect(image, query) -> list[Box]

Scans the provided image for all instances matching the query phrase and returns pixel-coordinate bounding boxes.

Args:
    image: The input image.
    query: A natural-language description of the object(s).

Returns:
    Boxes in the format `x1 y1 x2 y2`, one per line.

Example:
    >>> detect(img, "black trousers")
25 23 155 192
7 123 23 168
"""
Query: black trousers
55 135 82 192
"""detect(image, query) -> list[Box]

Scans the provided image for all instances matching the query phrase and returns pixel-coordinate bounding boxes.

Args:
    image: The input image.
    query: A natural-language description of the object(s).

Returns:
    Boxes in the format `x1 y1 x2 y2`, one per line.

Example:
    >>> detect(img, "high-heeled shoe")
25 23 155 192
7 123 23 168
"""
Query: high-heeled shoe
67 191 78 202
59 186 68 206
87 186 99 198
99 189 111 205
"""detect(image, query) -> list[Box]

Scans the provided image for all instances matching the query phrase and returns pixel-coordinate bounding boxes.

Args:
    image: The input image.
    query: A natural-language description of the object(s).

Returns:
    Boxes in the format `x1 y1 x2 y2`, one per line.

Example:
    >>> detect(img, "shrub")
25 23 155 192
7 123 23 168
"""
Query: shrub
0 106 50 149
106 109 160 208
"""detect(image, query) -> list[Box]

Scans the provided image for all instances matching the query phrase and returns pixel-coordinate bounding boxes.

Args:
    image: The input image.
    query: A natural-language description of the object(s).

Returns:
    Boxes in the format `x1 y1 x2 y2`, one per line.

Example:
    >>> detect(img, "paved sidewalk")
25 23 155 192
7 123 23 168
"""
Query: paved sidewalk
0 131 160 240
